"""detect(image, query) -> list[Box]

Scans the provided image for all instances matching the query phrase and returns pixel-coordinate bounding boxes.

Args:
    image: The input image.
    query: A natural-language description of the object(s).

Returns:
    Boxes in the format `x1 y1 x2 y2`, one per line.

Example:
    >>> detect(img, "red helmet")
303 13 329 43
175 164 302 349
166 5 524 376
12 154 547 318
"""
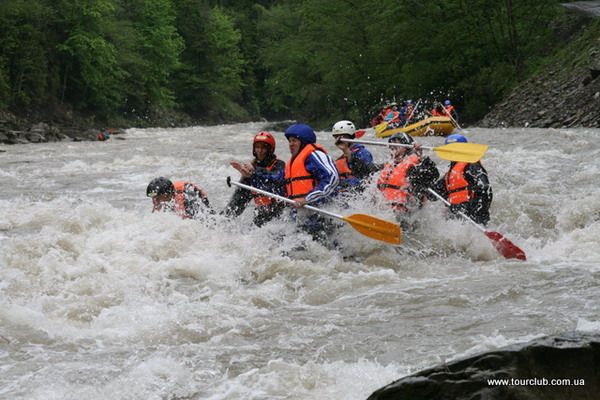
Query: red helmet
253 131 276 152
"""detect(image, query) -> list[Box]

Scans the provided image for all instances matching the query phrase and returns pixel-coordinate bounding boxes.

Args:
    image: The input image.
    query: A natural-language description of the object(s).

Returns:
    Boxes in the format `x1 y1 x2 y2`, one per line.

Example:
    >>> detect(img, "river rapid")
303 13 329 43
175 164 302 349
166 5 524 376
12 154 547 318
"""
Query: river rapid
1 123 599 399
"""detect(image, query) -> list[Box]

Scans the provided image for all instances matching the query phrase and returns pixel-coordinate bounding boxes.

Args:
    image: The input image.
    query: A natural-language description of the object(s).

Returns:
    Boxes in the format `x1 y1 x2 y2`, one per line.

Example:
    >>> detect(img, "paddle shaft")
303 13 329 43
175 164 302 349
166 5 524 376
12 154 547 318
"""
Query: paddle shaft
402 99 421 127
427 188 485 232
341 138 433 151
227 178 344 221
436 101 462 130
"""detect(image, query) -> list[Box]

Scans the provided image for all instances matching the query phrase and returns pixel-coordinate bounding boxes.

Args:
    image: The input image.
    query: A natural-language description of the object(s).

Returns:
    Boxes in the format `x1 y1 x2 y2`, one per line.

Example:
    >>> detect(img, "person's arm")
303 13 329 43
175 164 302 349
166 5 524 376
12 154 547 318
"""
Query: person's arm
427 176 447 200
407 156 439 198
464 163 492 204
251 159 285 195
303 151 339 204
223 186 252 217
348 145 377 179
189 184 211 208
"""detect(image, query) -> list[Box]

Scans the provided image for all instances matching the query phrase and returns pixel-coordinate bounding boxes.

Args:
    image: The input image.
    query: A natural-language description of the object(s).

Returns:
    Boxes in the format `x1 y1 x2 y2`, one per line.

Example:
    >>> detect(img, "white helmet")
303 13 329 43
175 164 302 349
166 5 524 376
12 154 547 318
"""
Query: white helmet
332 120 356 137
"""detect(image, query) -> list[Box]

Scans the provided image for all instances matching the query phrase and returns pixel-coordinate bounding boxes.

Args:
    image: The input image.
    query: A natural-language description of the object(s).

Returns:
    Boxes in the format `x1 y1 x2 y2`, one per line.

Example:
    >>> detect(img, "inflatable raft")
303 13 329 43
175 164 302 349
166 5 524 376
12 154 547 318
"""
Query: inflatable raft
375 116 456 138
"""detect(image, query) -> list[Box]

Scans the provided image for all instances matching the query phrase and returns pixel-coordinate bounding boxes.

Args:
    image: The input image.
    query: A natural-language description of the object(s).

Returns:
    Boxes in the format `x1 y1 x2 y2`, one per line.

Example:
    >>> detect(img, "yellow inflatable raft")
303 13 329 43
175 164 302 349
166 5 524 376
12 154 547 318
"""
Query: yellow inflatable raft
375 116 456 138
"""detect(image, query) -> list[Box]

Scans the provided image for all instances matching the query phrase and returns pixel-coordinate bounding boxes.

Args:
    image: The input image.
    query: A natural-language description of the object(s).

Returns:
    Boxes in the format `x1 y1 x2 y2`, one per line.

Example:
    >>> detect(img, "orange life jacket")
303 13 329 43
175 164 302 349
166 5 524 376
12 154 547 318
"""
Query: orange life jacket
284 143 327 200
431 108 445 116
377 153 421 210
335 155 353 180
385 110 401 123
445 105 456 115
252 158 280 207
444 162 475 204
173 181 205 218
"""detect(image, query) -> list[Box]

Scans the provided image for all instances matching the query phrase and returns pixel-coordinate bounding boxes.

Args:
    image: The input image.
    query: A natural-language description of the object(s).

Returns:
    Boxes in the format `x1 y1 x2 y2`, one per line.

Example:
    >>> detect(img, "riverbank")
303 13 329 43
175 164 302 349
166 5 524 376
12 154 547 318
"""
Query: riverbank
481 9 600 128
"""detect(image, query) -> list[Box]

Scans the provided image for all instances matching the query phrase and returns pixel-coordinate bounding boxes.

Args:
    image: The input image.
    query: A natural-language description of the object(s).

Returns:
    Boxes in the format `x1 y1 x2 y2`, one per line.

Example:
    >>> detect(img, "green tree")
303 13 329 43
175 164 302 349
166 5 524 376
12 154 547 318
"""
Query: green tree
54 0 126 115
174 2 246 120
117 0 184 116
0 0 53 108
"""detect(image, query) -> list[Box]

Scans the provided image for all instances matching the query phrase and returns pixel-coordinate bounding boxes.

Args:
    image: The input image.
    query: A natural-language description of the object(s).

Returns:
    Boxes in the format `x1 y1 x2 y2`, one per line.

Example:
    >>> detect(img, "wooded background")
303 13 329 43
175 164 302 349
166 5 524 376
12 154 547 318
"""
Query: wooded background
0 0 575 127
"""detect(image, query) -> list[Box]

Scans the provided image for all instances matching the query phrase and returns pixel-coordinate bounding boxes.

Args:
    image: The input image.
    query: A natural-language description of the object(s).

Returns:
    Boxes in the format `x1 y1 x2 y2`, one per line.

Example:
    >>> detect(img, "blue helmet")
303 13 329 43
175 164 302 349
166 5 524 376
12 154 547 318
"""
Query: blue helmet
445 133 468 144
443 99 452 106
284 123 316 144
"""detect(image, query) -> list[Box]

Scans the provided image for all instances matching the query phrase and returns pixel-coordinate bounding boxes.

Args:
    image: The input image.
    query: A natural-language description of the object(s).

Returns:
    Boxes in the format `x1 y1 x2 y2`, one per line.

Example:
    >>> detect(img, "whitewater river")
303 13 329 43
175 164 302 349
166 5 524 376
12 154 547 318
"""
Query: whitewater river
1 122 599 399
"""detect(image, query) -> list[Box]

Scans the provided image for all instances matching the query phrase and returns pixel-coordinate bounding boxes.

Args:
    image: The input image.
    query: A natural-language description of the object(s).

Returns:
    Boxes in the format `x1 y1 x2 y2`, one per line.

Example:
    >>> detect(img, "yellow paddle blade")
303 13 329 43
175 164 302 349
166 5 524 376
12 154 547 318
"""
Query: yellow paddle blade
433 142 488 163
374 122 389 137
343 214 402 245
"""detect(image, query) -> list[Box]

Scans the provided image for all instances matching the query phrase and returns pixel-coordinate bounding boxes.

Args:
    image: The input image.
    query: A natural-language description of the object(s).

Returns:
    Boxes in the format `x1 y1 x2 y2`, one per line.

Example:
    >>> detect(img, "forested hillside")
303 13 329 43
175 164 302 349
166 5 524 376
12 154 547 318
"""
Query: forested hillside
0 0 583 128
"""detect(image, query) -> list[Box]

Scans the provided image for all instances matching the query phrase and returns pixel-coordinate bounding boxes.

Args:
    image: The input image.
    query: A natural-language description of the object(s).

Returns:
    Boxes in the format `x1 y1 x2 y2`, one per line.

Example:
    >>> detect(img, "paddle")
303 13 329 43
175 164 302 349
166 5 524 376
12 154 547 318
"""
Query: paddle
226 177 402 245
436 101 462 130
374 121 388 136
427 188 526 261
402 99 421 128
342 138 488 163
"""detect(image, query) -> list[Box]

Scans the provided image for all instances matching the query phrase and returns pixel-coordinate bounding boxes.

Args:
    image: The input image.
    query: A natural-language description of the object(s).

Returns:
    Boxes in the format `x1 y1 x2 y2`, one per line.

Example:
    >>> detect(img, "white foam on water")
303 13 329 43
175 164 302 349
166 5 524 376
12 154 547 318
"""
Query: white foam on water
1 124 599 399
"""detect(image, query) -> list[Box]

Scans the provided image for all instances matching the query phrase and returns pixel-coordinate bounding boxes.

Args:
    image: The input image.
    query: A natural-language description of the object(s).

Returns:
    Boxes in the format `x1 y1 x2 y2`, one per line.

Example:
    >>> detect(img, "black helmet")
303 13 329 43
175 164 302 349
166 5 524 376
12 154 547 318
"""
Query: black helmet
388 132 414 145
146 177 174 197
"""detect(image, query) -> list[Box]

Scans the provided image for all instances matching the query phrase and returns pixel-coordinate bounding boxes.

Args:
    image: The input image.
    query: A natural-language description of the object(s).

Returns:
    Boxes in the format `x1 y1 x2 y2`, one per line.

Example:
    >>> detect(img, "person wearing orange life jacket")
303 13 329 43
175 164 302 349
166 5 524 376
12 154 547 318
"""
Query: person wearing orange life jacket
442 99 459 122
146 177 211 219
383 101 403 128
284 123 339 242
429 134 492 225
430 102 446 117
331 120 376 192
223 132 286 227
377 132 439 221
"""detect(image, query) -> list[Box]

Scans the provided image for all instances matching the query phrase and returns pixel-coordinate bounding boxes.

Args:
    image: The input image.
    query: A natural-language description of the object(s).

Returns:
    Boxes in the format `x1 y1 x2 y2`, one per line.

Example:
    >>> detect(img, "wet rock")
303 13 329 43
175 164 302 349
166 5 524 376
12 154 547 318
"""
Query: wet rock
367 333 600 400
481 13 600 129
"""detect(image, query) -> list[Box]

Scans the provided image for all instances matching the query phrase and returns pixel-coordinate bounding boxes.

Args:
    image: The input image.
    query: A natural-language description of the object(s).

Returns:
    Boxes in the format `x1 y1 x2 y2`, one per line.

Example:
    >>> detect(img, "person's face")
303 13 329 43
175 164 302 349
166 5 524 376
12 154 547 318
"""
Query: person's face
152 194 173 211
333 134 351 148
254 142 271 161
390 143 408 160
288 137 302 157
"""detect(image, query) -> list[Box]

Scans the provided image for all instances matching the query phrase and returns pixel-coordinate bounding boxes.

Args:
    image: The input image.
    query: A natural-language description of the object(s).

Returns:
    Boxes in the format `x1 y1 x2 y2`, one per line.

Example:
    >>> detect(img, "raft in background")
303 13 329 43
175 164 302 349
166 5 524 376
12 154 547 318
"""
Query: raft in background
375 116 456 138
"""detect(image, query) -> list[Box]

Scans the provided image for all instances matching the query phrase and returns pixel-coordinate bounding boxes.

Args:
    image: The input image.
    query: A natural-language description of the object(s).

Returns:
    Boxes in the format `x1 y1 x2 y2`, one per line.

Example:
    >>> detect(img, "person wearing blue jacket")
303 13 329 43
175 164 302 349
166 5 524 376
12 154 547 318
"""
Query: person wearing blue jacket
331 120 376 192
283 123 339 242
224 132 286 226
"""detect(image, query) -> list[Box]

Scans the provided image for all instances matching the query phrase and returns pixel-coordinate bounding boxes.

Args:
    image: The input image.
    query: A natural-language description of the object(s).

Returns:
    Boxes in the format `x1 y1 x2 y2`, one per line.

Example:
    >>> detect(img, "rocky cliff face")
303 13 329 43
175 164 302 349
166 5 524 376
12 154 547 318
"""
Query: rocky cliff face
481 14 600 129
368 333 600 400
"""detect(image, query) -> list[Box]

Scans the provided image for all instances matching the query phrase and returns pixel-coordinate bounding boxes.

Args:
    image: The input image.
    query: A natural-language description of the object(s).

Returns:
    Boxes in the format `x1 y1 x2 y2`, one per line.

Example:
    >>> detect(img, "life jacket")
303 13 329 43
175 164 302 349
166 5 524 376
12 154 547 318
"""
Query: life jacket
445 105 456 115
335 156 353 180
172 181 205 218
431 108 445 116
384 110 401 123
377 153 421 211
284 143 327 200
444 162 475 204
252 158 280 207
444 162 476 205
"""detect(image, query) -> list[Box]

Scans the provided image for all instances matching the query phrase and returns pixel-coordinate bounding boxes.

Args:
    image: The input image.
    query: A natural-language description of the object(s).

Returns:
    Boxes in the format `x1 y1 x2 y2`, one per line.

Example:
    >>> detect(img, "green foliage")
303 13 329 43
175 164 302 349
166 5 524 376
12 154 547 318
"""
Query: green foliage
0 0 53 107
174 2 246 120
0 0 576 125
117 0 183 115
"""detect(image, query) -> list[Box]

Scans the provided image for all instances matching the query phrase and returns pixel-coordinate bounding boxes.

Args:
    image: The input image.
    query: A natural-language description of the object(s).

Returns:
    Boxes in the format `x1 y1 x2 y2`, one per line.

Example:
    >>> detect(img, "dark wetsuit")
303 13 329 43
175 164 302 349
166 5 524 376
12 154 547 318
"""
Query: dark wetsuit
224 154 286 227
430 161 492 225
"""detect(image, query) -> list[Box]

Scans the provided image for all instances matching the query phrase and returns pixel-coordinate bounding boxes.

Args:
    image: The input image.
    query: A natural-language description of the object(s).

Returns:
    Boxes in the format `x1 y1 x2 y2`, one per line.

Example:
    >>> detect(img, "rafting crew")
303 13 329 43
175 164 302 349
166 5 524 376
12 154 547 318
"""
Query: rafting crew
331 120 376 192
145 121 498 246
376 132 439 225
283 123 339 242
223 132 286 227
146 177 211 219
428 134 492 225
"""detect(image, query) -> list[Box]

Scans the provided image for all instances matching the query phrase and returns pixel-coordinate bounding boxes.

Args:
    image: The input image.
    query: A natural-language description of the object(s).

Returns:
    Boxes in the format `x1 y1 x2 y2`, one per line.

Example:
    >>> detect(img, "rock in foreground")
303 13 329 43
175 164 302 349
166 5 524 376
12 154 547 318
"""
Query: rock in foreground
368 333 600 400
